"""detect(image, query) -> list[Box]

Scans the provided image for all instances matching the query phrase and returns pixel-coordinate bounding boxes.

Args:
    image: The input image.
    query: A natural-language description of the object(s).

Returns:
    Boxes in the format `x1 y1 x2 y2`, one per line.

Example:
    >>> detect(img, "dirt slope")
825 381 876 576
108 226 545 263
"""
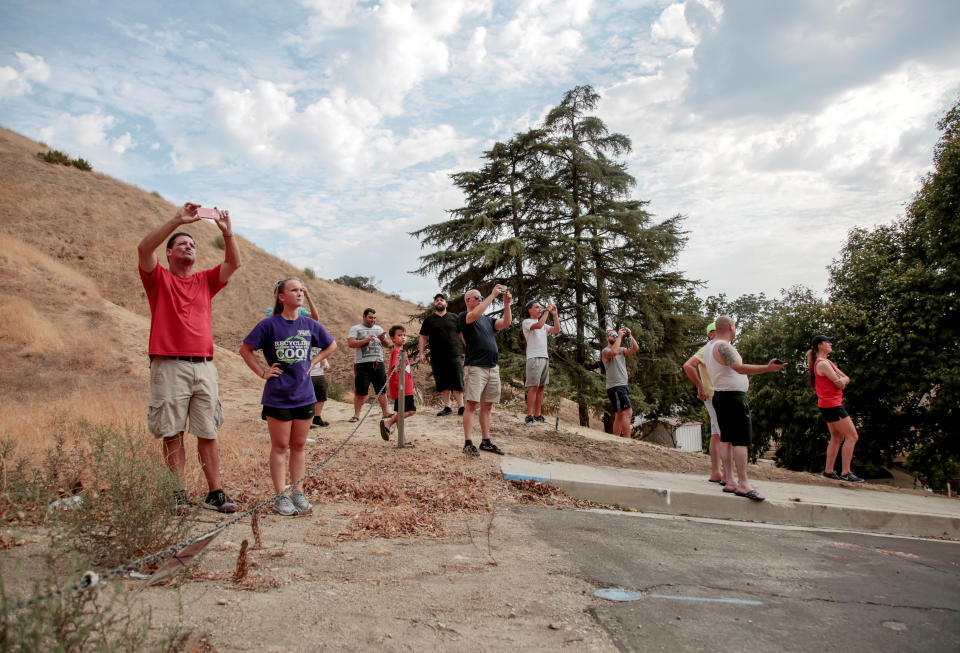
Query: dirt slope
0 126 424 426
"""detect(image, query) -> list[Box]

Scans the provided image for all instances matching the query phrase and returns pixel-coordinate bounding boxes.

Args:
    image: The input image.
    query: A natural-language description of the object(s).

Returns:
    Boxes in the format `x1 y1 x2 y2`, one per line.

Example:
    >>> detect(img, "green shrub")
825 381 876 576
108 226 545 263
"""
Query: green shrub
0 554 187 652
333 275 379 292
53 422 192 568
37 150 71 166
150 191 163 199
302 267 316 280
71 157 93 171
327 379 348 402
35 150 93 171
213 234 225 250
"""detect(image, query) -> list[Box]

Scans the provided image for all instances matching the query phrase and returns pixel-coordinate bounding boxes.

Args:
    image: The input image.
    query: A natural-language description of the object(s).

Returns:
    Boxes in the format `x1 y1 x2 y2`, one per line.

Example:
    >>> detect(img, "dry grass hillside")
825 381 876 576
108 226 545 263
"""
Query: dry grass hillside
0 126 426 441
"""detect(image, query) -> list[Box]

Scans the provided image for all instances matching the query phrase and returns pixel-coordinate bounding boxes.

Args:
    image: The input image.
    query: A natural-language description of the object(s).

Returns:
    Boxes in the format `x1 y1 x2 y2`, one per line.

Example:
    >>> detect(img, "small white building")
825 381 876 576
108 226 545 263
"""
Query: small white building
633 417 704 453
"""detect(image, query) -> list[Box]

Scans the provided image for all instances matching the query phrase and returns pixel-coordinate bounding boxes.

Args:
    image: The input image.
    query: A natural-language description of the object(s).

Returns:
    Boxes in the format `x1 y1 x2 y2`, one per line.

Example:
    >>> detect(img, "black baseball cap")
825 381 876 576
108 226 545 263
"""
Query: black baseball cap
434 293 446 301
810 335 832 348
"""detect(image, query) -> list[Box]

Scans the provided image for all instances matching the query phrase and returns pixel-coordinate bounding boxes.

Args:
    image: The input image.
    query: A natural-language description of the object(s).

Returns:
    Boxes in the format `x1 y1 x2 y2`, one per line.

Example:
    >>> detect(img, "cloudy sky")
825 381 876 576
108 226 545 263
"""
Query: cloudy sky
2 0 958 306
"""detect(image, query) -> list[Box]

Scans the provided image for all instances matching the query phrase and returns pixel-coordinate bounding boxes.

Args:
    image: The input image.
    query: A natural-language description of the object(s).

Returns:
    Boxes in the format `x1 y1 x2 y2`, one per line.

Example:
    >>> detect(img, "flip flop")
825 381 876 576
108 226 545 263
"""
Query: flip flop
379 419 390 441
735 489 765 502
348 416 359 423
722 486 737 493
708 478 724 484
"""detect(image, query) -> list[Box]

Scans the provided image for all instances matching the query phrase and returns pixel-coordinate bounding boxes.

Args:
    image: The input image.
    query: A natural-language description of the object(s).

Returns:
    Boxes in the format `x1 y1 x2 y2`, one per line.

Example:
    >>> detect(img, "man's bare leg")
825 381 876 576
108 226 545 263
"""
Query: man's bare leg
733 445 756 494
378 392 391 417
462 400 479 441
721 441 734 488
353 393 365 420
196 437 222 492
162 433 187 483
478 402 493 440
709 433 723 481
453 390 464 409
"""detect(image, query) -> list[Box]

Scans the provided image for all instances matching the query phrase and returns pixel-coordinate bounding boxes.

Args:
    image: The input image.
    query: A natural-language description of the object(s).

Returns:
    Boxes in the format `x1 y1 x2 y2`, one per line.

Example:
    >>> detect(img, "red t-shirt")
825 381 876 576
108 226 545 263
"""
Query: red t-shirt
388 346 414 400
139 262 226 357
814 359 843 408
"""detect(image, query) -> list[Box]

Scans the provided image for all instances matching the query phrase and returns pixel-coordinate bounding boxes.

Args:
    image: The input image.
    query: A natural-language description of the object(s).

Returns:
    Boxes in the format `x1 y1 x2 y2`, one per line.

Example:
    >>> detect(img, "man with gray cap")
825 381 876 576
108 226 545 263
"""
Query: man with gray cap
521 300 560 426
418 293 465 416
683 321 726 484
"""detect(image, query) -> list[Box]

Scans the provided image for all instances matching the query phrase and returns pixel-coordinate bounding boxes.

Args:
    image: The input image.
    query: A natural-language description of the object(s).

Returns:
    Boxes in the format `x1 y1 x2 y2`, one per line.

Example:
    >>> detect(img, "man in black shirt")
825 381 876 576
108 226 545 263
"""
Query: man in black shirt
457 285 512 456
418 293 465 416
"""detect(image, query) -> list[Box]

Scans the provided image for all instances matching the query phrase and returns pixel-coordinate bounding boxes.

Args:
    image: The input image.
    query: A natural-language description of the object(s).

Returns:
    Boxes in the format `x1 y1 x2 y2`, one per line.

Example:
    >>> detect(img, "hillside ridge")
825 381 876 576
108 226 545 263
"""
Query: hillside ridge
0 125 427 435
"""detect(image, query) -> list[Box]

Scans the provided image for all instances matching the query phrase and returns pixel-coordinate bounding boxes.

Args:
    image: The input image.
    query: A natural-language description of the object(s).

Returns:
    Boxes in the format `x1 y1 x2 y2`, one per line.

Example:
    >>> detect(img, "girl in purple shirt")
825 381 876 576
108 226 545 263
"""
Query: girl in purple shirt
240 278 337 515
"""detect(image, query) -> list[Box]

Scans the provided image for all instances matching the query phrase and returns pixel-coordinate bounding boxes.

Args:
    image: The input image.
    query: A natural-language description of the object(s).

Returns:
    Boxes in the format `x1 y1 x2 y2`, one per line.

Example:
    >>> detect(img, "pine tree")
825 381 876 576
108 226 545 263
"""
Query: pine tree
413 86 694 427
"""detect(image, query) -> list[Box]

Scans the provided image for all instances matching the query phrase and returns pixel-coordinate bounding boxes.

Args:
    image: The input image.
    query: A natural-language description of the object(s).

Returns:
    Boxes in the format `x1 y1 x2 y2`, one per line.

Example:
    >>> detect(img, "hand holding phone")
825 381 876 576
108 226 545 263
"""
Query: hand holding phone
773 358 784 365
196 207 220 220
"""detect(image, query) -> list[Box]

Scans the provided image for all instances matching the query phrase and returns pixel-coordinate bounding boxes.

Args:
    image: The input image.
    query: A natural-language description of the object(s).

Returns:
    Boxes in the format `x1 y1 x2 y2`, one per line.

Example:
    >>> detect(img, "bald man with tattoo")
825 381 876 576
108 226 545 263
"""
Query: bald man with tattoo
703 315 786 501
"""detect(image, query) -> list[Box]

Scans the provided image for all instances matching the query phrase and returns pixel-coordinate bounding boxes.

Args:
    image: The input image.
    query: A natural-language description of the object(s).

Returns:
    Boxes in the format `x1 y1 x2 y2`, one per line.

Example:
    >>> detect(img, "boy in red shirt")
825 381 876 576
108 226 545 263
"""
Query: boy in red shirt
380 326 416 441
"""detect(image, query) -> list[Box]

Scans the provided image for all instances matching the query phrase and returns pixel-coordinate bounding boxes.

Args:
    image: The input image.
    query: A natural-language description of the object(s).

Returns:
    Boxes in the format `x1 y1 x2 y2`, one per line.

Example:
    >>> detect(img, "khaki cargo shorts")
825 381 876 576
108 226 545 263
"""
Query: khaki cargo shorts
148 358 223 440
525 357 549 387
463 365 501 404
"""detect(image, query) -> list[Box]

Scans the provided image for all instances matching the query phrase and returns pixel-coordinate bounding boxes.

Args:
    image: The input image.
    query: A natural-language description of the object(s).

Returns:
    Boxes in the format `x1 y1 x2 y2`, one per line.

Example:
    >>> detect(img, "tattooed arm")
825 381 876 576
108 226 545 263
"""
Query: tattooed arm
715 341 785 375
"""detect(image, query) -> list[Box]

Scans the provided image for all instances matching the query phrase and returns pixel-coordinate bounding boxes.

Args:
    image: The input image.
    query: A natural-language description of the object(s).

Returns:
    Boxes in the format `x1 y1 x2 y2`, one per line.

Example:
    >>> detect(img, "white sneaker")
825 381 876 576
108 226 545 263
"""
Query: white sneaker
273 494 299 516
290 491 312 512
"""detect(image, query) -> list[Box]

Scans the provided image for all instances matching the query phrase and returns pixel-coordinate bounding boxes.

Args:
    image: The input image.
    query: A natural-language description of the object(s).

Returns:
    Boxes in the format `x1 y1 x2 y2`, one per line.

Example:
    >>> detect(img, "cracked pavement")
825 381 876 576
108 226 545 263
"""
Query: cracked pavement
523 507 960 652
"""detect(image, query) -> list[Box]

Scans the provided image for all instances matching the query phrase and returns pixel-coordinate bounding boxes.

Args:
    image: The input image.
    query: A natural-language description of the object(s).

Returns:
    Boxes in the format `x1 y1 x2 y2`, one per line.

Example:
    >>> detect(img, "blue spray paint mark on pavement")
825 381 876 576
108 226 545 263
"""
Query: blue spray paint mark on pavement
594 588 643 602
503 473 549 483
649 594 764 606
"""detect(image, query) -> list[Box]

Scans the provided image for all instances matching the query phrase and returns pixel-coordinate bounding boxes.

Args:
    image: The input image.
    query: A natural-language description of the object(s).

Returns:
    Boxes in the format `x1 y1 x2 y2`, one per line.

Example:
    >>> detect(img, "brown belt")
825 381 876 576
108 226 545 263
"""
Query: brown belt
151 355 213 363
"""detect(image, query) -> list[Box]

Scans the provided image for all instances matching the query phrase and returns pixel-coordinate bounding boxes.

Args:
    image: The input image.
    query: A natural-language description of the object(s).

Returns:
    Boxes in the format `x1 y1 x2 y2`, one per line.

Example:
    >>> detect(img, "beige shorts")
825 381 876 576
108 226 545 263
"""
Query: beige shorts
463 365 501 404
148 358 223 440
525 357 549 387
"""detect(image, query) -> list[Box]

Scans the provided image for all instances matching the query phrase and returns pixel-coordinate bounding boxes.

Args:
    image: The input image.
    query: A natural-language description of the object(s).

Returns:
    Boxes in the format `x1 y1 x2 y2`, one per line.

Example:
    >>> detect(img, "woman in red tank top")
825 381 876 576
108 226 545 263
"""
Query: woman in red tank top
807 336 863 482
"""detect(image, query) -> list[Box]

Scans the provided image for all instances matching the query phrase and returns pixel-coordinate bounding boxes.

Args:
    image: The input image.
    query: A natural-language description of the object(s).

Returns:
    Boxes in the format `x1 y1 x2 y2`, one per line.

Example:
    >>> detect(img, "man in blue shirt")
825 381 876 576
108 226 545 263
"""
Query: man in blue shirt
457 285 512 456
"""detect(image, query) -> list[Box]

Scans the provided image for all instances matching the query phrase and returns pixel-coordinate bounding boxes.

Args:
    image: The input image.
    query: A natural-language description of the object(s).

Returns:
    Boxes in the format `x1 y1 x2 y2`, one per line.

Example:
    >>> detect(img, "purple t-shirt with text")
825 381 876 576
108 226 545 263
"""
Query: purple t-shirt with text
243 315 335 408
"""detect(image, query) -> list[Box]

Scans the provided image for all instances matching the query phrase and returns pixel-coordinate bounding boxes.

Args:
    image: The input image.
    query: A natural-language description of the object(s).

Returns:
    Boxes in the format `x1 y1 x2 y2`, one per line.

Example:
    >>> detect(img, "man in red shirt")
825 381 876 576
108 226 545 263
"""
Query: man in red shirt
138 202 241 514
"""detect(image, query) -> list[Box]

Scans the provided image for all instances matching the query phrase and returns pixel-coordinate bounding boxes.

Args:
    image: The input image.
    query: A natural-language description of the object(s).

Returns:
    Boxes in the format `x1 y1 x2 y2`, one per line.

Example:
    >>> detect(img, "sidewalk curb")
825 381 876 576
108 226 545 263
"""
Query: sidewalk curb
501 458 960 540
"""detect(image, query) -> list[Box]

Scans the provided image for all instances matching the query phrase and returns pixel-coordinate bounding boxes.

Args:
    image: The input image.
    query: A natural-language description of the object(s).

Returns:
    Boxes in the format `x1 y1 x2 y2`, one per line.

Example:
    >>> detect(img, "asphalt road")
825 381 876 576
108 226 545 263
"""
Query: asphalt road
522 507 960 653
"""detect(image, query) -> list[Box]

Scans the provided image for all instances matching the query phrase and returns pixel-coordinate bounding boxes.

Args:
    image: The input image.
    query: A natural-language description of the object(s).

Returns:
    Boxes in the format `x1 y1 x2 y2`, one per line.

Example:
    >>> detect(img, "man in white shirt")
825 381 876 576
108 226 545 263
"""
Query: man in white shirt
521 301 560 426
703 315 785 502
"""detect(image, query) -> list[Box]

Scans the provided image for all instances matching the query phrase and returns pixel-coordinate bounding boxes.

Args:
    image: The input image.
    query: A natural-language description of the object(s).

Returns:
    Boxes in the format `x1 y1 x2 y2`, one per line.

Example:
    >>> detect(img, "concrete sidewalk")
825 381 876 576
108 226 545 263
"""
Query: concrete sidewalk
501 457 960 540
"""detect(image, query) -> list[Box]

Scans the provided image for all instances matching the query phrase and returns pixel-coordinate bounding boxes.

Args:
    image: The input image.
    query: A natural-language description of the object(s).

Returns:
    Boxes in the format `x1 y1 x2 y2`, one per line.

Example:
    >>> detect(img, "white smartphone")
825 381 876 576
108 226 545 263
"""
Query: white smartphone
196 207 220 220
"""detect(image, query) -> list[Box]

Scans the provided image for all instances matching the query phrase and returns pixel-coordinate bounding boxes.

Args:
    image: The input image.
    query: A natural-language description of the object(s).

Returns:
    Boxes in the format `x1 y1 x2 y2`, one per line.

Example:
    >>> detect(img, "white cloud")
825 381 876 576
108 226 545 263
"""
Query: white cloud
297 0 491 114
0 52 50 98
651 3 696 45
480 0 593 84
36 110 138 176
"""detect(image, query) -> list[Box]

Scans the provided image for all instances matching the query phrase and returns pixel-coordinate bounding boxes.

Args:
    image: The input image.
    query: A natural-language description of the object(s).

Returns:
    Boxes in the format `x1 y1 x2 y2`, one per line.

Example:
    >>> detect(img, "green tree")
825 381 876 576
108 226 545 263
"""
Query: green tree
824 100 960 486
413 86 694 427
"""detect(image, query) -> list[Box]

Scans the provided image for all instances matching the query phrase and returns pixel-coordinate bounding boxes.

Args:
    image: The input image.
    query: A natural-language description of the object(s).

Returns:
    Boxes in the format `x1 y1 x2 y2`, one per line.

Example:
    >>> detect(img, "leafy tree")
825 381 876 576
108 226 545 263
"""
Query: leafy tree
824 100 960 486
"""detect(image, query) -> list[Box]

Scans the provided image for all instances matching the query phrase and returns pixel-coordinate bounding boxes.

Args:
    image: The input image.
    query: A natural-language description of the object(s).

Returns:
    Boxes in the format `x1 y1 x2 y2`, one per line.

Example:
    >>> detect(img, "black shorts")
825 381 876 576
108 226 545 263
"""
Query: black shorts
311 375 328 402
354 361 387 396
431 355 464 392
606 386 631 413
394 395 416 413
820 405 850 423
712 391 752 447
261 403 315 421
